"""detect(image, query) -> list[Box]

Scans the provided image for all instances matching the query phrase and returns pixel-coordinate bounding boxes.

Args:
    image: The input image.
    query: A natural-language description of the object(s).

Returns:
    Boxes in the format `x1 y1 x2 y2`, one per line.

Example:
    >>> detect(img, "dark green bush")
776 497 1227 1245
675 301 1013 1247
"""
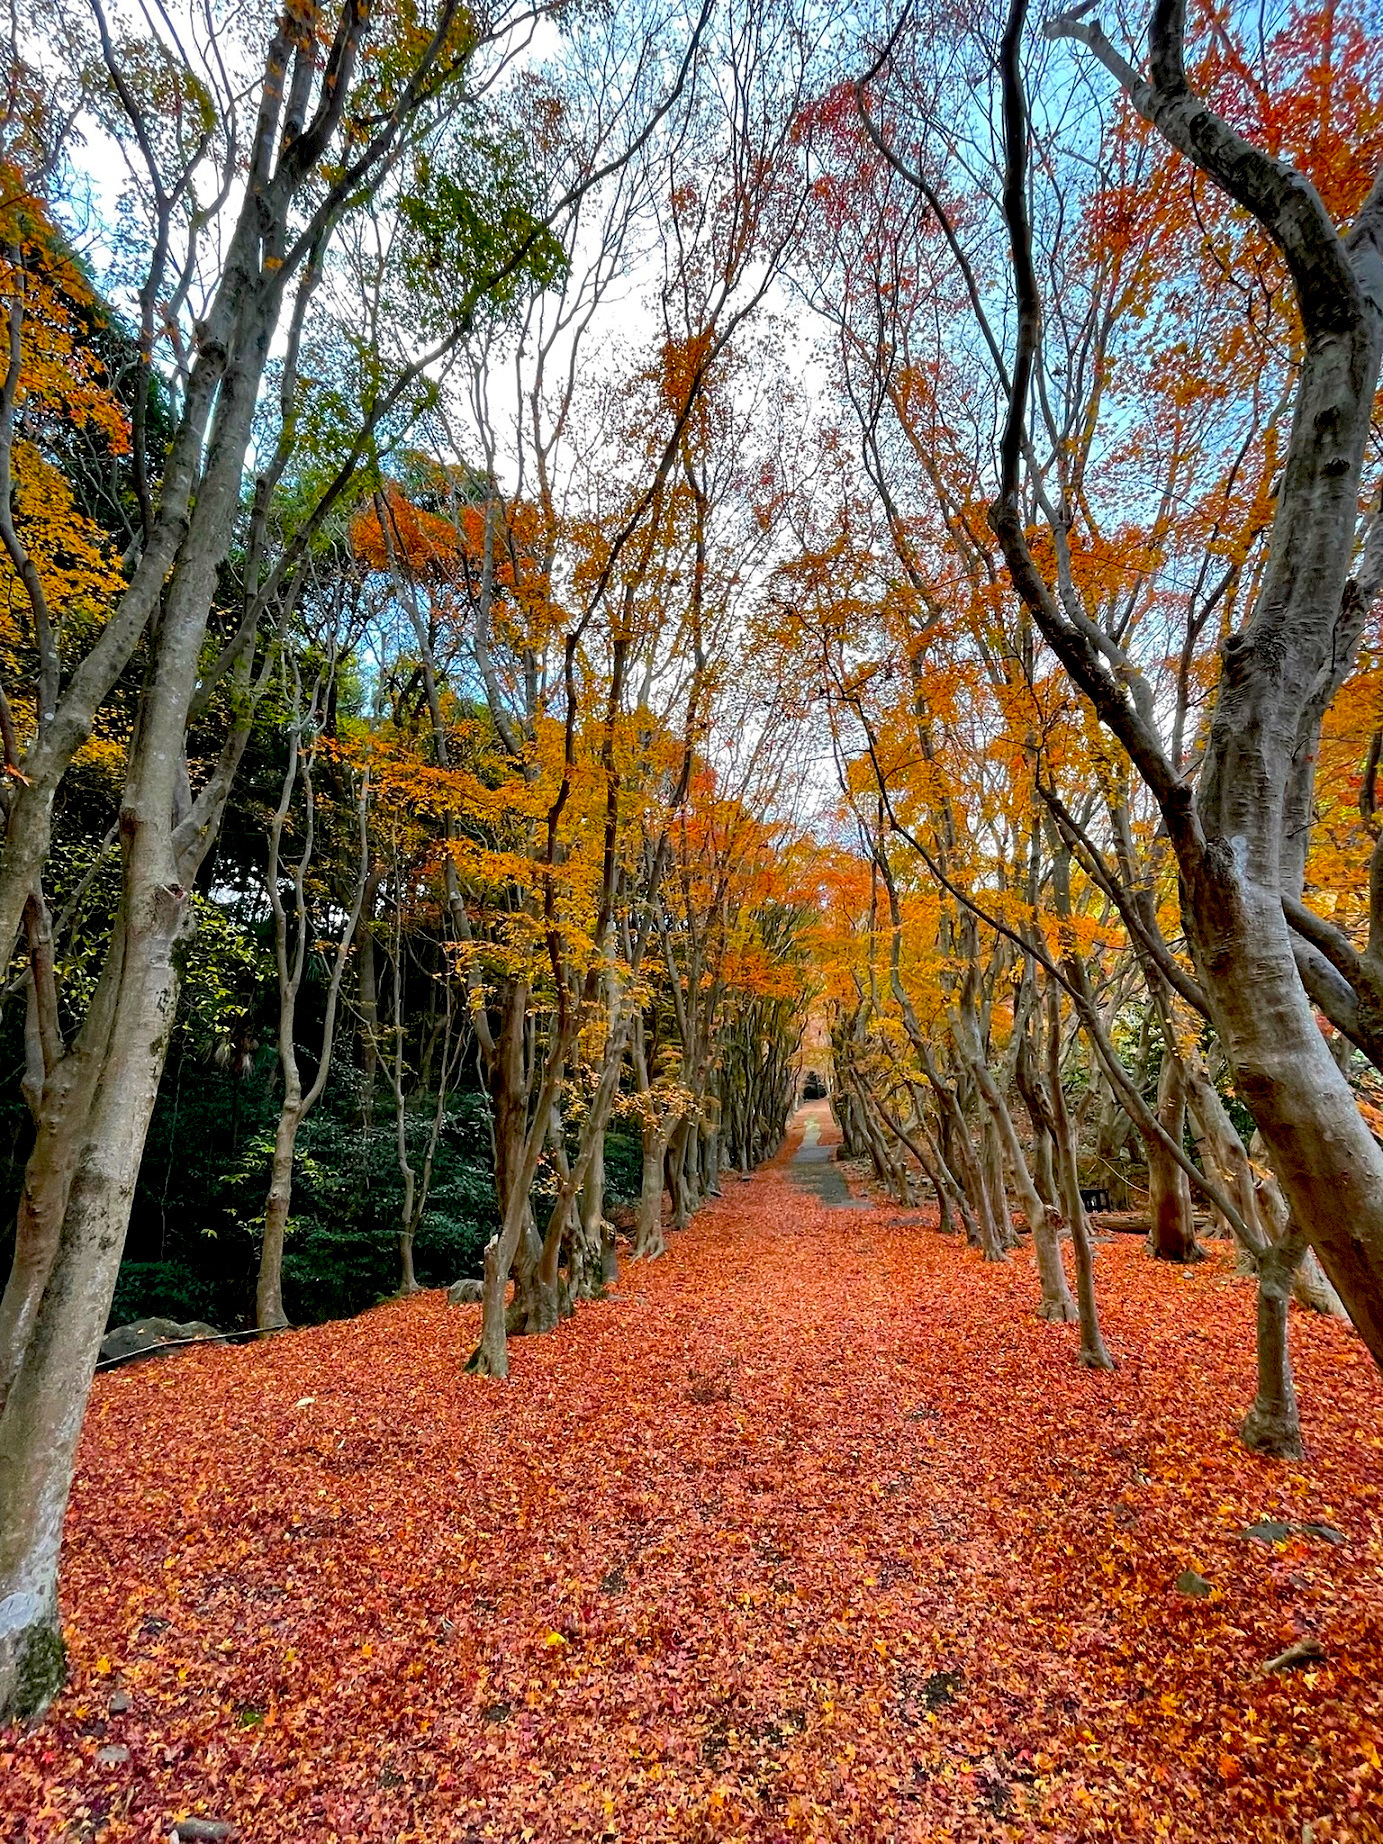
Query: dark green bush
603 1130 643 1205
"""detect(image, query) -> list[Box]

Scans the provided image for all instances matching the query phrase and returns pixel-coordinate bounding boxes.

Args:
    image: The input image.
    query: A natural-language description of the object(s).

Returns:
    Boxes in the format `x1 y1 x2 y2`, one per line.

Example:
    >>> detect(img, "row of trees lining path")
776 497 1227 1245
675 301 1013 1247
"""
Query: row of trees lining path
1 1103 1378 1840
5 0 1383 1762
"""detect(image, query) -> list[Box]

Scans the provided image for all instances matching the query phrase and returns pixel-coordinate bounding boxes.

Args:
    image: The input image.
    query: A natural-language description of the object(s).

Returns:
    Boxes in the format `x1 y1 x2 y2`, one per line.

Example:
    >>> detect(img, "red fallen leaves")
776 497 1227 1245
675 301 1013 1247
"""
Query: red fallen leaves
2 1131 1382 1842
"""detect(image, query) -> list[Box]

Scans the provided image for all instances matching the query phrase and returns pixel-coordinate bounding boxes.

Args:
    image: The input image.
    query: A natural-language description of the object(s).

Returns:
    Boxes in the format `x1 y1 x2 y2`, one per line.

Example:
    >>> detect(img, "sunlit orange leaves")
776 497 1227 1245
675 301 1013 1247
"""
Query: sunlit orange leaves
349 486 462 581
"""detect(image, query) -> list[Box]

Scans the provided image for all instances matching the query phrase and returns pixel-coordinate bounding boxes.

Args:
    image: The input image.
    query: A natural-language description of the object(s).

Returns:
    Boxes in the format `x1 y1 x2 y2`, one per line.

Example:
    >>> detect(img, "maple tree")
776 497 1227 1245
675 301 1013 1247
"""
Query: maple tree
994 0 1383 1354
761 0 1383 1473
254 641 374 1333
0 0 715 1721
2 2 1383 1833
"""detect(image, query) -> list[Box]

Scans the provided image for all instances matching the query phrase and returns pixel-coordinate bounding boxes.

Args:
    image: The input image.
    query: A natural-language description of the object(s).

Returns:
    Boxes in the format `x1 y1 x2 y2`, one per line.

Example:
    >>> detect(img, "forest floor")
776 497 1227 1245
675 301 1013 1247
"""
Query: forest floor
4 1105 1382 1844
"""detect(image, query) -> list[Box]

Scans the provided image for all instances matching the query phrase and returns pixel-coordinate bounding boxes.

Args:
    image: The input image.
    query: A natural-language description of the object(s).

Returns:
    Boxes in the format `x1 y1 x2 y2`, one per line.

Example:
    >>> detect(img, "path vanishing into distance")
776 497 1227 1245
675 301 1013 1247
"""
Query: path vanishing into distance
3 1105 1381 1843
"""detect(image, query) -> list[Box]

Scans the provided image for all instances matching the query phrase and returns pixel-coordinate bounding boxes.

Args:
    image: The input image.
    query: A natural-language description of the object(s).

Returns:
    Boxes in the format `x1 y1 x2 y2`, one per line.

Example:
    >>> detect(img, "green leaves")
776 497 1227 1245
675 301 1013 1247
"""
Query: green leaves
395 119 567 338
178 900 275 1055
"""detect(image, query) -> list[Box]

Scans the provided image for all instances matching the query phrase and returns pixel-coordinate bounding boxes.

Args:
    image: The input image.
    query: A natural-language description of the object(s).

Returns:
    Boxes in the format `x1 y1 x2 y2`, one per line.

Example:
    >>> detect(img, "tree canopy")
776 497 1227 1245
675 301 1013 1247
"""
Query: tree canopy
1 5 1381 1831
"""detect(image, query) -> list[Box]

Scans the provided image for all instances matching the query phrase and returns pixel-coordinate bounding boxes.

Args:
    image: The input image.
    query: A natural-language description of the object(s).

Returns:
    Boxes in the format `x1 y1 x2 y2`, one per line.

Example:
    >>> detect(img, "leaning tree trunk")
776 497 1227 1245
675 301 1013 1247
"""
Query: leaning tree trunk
0 875 187 1719
1244 1129 1350 1322
926 1051 1003 1254
860 1095 909 1205
910 1085 978 1241
890 1081 970 1236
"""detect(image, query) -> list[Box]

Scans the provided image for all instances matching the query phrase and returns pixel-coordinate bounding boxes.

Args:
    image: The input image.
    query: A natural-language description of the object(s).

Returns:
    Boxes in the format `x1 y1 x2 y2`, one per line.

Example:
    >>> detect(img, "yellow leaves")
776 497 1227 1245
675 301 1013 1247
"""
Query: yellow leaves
542 1630 569 1650
0 197 130 457
0 446 125 682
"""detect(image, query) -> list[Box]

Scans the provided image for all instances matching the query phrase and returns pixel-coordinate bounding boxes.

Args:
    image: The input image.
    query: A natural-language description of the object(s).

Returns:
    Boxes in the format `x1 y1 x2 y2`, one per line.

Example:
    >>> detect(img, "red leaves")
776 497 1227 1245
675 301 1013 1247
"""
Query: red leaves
2 1144 1381 1841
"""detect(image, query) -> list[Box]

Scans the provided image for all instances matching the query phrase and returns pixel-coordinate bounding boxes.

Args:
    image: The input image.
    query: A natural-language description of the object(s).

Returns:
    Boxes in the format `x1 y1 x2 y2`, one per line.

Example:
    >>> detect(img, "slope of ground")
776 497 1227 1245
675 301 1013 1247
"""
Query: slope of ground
3 1107 1381 1842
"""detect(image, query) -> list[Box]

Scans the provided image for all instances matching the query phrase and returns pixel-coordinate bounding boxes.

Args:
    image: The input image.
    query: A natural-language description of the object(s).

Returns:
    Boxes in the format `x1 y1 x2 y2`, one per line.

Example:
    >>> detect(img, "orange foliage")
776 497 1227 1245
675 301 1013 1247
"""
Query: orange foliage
348 487 462 581
3 1129 1380 1841
0 182 129 689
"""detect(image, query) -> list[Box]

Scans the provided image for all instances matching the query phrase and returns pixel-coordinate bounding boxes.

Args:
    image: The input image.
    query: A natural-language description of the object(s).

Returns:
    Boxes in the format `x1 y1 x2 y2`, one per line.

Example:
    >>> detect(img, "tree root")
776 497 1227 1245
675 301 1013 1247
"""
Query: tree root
464 1338 509 1379
1037 1297 1079 1323
1240 1399 1305 1459
1078 1344 1117 1371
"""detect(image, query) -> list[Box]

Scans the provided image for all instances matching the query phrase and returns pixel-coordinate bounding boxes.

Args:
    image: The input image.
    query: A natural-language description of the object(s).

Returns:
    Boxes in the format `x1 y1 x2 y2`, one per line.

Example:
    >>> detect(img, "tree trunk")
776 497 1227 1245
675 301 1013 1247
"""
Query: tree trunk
356 870 381 1126
573 1132 608 1301
1177 1060 1316 1444
703 1121 721 1196
683 1121 703 1214
1292 1247 1348 1321
399 1225 418 1296
929 1056 1002 1254
1049 989 1114 1369
980 1106 1012 1256
666 1117 693 1229
467 1231 511 1378
1146 1051 1200 1262
634 1118 670 1260
518 1202 567 1337
1032 1128 1057 1209
1243 1129 1351 1323
1240 1236 1305 1458
507 1208 553 1336
971 1047 1072 1313
257 1100 301 1330
1013 1021 1078 1319
466 1007 578 1377
0 948 122 1419
0 881 186 1720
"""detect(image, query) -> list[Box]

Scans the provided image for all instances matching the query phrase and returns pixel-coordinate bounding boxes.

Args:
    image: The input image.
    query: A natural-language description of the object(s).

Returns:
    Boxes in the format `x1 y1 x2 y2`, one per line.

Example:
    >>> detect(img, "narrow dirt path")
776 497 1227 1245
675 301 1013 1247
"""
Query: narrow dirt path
3 1113 1381 1842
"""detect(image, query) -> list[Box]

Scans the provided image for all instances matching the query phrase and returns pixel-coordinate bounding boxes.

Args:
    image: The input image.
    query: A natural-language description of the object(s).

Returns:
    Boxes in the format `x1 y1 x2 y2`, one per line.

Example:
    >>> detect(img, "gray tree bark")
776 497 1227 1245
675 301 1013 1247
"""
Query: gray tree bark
1146 1051 1199 1263
1021 0 1383 1367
